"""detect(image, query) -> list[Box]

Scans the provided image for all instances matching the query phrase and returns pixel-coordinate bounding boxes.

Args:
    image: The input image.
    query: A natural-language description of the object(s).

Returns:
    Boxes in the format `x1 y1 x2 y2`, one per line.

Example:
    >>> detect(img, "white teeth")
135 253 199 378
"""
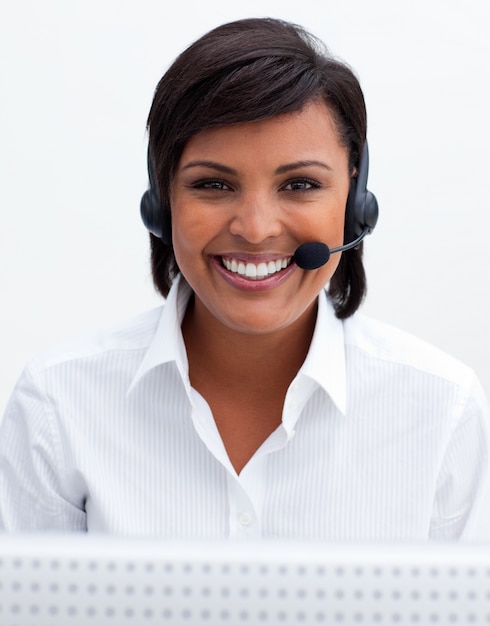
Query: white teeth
257 263 268 277
245 263 257 278
222 256 292 279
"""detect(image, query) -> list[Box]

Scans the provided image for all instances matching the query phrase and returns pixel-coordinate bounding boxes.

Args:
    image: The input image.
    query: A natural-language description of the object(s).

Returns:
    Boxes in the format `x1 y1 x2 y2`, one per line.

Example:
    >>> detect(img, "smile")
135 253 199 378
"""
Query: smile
221 256 292 280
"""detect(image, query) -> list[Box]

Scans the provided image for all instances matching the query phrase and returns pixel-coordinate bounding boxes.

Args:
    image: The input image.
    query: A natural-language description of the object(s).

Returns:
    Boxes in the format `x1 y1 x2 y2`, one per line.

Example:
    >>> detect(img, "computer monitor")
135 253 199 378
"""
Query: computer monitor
1 535 489 625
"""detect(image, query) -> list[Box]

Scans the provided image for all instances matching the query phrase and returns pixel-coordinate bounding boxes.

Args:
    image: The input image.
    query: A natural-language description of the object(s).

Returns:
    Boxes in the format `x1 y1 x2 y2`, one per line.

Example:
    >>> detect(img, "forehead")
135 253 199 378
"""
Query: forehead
178 101 347 168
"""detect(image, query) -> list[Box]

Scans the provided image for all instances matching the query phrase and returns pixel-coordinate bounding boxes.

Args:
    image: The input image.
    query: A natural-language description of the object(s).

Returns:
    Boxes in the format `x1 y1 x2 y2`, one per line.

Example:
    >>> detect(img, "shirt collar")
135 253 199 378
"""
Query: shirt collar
127 275 192 395
298 289 347 416
128 279 346 415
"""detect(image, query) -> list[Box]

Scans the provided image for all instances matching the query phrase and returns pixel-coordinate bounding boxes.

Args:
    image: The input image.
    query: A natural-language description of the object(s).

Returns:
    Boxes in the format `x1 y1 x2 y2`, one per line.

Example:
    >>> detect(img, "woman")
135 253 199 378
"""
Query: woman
1 18 489 539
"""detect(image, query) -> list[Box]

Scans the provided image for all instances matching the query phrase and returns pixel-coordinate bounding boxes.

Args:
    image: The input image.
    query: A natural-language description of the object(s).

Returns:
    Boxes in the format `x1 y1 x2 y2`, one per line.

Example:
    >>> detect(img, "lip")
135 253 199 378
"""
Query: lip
210 254 298 291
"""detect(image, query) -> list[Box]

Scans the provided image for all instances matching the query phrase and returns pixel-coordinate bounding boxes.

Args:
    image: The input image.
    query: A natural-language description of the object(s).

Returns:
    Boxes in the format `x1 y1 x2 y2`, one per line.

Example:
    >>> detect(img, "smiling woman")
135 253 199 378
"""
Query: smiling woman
172 103 348 331
1 17 489 539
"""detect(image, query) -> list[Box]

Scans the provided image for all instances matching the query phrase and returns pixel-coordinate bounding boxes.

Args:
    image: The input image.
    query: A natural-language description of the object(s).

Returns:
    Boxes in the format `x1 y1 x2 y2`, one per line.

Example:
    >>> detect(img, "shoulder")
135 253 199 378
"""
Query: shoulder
343 312 476 390
25 307 164 378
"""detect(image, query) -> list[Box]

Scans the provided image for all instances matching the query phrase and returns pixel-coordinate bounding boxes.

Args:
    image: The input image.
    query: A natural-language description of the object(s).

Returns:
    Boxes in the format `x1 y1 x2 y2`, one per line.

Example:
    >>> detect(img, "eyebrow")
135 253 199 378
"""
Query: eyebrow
181 159 332 175
181 160 238 175
275 160 332 174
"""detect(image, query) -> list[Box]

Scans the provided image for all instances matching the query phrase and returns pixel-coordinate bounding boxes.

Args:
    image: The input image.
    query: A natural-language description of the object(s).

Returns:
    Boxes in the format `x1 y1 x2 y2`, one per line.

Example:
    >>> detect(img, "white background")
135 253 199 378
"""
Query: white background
1 0 489 415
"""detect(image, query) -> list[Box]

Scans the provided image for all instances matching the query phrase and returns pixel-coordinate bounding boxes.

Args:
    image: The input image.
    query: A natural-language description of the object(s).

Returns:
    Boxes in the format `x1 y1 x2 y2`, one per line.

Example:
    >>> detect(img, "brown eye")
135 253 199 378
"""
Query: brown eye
194 179 231 190
283 178 321 191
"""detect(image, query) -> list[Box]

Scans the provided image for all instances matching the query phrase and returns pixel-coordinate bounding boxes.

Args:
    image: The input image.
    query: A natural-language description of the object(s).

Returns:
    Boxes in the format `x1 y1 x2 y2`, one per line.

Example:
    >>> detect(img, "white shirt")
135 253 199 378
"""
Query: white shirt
1 276 489 540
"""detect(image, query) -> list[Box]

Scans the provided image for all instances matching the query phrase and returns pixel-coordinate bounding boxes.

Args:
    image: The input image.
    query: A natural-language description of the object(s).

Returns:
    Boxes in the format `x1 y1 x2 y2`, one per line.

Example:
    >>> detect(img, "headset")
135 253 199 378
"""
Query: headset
140 146 172 244
343 142 379 245
140 141 379 266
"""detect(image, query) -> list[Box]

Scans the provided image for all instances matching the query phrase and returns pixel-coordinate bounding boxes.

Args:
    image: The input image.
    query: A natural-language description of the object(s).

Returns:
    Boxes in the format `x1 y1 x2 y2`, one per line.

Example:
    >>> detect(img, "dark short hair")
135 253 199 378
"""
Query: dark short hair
147 17 368 318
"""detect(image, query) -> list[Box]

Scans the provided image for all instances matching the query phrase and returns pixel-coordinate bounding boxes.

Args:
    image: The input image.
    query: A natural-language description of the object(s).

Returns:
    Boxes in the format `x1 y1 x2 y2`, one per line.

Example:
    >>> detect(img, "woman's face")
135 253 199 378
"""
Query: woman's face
171 100 351 336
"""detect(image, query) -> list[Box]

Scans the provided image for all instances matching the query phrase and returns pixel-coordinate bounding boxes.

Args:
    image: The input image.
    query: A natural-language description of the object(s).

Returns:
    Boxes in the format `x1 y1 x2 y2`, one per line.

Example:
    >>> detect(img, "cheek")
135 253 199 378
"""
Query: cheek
297 204 346 284
171 203 219 273
299 207 346 249
317 253 342 287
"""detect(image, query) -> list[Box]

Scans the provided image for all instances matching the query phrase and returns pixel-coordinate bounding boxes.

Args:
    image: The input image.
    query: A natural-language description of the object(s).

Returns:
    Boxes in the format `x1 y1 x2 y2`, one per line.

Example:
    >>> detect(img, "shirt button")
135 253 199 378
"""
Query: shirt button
239 512 253 526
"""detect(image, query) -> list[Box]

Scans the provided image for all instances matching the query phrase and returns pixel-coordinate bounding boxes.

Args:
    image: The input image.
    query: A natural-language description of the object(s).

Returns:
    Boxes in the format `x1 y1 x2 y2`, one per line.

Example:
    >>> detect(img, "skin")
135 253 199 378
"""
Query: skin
171 99 351 473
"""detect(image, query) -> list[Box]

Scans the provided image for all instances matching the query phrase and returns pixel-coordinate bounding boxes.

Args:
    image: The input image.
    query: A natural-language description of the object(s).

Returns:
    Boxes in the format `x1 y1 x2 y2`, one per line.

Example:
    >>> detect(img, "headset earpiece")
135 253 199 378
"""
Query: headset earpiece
140 147 172 245
344 142 379 245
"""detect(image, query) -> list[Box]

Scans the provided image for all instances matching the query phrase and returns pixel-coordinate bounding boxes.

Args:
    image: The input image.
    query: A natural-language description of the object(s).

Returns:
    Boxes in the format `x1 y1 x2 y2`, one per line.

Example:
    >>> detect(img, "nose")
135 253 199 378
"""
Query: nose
228 193 283 244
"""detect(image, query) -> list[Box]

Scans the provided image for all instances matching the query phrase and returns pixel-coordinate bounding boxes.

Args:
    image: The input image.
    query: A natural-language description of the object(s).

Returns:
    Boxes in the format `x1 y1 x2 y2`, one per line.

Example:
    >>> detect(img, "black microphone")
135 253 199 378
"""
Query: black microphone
293 227 371 270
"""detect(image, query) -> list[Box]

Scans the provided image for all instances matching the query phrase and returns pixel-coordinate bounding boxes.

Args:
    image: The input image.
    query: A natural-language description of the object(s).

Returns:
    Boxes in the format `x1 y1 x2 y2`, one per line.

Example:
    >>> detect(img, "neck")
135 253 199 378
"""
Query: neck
181 293 319 474
181 294 318 393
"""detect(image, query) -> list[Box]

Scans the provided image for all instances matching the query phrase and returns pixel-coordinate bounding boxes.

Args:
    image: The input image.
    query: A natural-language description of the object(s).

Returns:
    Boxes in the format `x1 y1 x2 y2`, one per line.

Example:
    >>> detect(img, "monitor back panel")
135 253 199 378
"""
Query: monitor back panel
1 536 489 625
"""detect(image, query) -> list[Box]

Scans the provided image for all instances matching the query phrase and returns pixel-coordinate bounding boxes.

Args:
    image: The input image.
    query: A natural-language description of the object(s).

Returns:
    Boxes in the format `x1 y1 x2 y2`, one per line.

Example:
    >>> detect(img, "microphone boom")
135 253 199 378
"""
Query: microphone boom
293 227 371 270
